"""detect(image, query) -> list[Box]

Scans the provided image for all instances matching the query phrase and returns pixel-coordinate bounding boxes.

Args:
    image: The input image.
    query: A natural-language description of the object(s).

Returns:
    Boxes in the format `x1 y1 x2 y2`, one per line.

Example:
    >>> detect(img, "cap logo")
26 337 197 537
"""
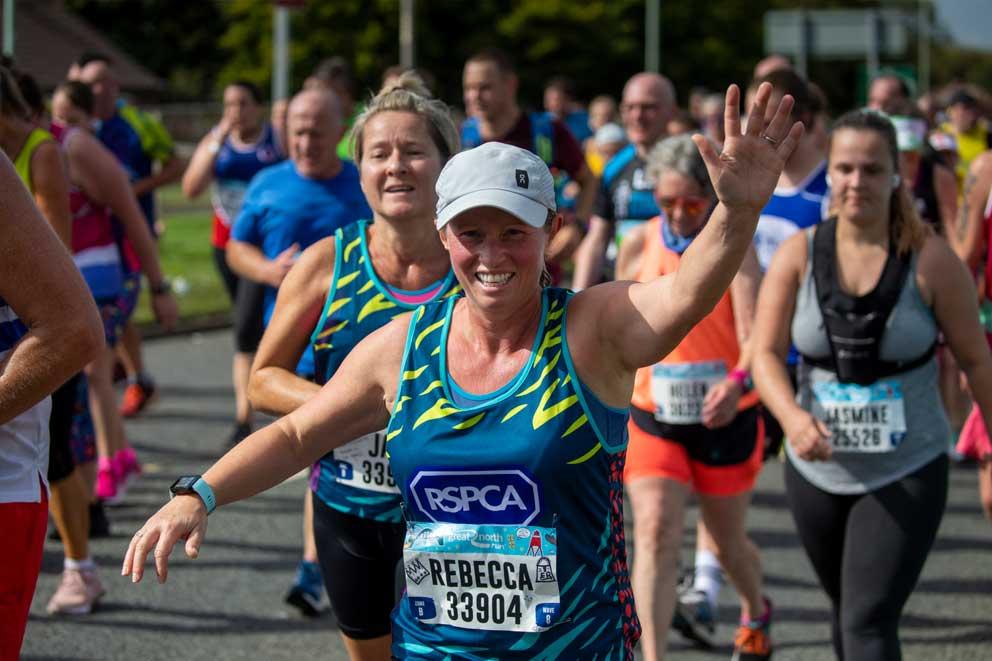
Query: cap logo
515 169 529 189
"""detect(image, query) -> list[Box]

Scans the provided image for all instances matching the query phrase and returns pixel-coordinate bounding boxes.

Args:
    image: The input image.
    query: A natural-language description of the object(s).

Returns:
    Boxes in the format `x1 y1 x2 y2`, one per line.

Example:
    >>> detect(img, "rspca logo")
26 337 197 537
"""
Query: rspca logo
409 468 542 525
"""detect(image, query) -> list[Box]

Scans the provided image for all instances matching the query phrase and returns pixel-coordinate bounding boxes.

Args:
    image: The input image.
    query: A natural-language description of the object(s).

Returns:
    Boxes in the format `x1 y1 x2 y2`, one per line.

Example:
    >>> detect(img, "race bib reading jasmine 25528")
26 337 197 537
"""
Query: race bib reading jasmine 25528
811 381 907 453
403 521 561 632
332 431 398 493
651 361 726 425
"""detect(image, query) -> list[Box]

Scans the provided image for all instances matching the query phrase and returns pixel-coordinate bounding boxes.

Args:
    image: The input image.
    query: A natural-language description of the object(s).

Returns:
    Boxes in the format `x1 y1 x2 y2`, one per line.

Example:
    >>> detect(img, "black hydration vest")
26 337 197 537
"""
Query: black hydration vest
801 217 935 386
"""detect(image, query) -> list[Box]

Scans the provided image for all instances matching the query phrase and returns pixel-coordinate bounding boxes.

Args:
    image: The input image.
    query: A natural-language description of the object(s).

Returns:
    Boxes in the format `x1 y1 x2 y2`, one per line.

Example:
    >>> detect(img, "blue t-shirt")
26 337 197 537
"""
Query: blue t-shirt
232 160 371 376
96 101 175 226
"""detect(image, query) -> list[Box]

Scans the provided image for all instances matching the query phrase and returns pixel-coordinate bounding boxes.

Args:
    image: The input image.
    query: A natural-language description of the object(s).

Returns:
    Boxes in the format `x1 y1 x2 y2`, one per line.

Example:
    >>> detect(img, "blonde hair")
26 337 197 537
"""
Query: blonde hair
351 71 459 164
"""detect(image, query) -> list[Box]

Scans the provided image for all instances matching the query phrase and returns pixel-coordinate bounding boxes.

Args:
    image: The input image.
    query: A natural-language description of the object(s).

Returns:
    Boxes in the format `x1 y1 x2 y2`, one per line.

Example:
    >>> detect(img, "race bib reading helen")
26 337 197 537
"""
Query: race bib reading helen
332 431 398 493
811 380 907 453
403 521 561 632
651 361 726 425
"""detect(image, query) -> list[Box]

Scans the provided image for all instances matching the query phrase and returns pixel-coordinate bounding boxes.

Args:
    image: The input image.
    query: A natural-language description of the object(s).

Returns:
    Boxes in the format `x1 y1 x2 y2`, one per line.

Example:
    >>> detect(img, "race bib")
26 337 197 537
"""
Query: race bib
811 381 907 453
403 522 561 632
331 431 398 493
212 180 248 225
651 361 727 425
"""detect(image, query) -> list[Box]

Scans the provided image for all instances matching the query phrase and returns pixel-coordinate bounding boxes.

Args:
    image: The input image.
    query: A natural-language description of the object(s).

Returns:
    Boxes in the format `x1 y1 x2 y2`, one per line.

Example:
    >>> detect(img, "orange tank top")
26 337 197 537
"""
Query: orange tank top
630 217 759 421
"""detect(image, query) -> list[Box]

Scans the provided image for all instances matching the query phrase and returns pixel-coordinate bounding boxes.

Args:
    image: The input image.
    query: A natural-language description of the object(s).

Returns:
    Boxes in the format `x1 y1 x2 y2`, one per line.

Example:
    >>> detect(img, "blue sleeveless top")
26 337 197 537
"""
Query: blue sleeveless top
309 220 459 522
387 287 640 659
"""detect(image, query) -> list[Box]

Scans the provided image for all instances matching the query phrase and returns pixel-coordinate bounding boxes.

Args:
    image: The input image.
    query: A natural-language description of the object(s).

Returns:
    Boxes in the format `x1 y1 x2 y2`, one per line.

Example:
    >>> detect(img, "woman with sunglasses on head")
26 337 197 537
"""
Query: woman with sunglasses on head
752 110 992 660
123 83 801 660
616 134 769 661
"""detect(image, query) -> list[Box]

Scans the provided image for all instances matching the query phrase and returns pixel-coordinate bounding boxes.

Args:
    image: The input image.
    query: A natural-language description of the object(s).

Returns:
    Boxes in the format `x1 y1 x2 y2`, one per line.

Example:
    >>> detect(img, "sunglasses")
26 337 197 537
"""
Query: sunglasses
657 195 710 217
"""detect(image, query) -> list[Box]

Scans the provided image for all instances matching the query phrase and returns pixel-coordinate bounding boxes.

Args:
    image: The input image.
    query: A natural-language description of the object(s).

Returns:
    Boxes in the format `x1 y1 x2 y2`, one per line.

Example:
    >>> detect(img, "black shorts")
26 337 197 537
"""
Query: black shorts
47 373 82 483
213 247 266 353
311 492 406 640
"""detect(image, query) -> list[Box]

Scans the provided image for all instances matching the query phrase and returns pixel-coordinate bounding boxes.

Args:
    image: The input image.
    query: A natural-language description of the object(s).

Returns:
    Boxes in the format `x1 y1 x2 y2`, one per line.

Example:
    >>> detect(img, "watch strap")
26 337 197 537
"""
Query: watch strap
192 478 216 514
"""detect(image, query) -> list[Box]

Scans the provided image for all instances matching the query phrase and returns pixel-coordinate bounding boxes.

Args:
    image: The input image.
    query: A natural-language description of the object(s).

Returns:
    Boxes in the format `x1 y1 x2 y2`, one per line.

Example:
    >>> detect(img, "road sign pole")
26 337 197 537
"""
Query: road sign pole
273 6 290 101
646 0 660 73
400 0 415 68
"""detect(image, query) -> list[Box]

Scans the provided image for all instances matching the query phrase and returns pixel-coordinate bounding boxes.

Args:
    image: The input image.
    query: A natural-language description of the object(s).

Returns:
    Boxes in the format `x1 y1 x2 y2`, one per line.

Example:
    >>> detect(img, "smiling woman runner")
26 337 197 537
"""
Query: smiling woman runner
246 73 459 660
123 83 802 660
752 109 992 661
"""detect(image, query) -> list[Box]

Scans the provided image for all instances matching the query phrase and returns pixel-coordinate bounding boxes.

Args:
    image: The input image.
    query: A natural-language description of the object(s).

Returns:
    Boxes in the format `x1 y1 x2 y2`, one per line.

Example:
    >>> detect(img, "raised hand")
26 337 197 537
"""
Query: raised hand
692 82 804 215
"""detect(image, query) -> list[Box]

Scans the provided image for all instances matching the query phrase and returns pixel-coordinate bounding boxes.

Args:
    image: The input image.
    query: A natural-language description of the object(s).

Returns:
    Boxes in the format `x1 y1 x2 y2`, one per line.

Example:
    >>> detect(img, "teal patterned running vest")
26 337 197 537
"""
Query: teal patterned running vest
309 220 459 522
387 287 640 659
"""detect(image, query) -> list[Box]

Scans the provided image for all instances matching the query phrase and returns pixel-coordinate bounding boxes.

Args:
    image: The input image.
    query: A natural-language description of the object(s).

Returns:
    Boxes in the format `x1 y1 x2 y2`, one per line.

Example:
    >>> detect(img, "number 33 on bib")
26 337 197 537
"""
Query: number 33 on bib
403 521 562 632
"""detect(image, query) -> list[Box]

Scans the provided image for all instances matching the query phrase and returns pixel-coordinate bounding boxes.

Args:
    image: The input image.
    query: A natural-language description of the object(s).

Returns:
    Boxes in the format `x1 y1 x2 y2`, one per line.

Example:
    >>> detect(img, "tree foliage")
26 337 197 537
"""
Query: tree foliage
65 0 225 100
64 0 992 114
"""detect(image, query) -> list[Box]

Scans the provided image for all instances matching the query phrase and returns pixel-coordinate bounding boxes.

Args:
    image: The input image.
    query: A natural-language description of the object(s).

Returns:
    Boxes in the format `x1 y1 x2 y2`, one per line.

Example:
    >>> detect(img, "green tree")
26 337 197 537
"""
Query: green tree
65 0 225 100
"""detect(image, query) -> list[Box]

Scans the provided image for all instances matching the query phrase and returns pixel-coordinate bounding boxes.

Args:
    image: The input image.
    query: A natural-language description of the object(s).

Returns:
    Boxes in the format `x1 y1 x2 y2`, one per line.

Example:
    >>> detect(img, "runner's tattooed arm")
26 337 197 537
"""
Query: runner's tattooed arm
951 152 992 270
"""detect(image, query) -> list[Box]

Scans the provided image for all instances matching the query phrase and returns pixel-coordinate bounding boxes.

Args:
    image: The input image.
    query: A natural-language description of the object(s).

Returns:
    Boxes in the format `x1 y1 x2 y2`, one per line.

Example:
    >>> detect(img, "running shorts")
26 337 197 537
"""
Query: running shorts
625 405 764 496
311 491 405 640
47 373 82 483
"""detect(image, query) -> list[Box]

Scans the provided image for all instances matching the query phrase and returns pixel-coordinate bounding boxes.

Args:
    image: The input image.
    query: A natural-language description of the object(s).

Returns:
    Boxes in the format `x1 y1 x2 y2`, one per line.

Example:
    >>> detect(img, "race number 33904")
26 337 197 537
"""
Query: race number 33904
331 431 398 493
403 522 561 632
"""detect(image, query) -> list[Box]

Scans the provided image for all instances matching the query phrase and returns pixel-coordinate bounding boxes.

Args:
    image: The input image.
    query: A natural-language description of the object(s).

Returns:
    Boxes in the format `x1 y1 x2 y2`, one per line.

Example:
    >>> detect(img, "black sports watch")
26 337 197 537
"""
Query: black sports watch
169 475 216 514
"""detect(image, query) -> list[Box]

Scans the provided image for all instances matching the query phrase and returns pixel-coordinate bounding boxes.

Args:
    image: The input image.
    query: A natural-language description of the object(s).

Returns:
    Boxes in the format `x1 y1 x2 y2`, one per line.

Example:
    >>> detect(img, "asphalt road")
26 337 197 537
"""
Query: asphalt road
23 330 992 660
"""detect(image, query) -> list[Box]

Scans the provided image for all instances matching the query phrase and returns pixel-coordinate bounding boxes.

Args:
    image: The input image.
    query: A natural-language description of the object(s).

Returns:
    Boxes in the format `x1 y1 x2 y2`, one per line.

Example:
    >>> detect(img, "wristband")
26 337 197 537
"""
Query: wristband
729 368 753 393
151 279 171 295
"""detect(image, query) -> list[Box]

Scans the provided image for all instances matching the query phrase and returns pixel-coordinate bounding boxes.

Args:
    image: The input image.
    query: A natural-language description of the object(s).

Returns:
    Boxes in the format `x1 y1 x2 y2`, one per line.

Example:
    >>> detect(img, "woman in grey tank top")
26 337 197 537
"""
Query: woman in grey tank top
751 110 992 661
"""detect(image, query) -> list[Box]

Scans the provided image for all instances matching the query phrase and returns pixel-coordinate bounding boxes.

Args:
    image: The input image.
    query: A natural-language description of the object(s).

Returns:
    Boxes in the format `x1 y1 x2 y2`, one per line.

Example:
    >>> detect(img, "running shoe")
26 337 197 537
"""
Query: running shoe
285 560 325 617
227 421 252 447
89 501 112 538
115 447 142 487
673 588 716 649
732 598 773 661
46 568 106 615
120 380 156 418
95 464 119 503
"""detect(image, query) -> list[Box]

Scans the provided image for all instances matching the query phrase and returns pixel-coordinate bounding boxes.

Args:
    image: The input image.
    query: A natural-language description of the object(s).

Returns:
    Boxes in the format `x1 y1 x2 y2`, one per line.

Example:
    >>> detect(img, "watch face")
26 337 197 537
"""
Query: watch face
171 476 198 492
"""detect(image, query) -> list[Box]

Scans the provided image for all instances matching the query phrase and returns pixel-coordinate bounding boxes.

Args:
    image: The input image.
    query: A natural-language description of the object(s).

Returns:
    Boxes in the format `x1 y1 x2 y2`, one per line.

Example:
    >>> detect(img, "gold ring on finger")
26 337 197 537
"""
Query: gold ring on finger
761 134 779 146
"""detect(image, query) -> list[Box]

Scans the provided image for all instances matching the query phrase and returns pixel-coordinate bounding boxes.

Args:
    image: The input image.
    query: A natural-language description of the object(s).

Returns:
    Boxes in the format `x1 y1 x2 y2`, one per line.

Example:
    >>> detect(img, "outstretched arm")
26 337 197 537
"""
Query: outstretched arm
122 314 409 583
568 83 803 406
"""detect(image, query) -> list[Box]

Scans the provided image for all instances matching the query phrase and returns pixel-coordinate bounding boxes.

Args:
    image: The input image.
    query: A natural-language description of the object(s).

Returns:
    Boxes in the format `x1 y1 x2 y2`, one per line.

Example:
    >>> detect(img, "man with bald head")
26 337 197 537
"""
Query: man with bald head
572 72 675 288
227 88 370 377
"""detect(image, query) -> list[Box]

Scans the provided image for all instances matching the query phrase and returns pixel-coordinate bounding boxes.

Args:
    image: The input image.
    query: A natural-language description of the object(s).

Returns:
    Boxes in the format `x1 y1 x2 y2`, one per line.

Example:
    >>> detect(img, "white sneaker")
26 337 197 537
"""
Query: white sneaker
46 568 106 615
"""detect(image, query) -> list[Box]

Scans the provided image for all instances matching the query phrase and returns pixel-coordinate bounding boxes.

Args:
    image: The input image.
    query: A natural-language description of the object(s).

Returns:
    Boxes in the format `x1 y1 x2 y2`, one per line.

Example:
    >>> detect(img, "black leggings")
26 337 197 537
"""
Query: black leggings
311 492 406 640
784 455 948 661
212 247 265 353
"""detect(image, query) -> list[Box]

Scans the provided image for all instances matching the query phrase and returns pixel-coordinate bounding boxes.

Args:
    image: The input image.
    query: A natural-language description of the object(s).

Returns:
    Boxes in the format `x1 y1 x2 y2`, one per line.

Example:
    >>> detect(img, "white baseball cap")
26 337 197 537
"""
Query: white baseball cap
435 142 556 229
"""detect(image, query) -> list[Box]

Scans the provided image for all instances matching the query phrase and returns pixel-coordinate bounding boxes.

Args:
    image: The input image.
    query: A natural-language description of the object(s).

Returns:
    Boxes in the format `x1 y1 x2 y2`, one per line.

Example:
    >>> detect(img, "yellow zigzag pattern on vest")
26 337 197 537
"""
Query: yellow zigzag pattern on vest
532 376 579 430
358 293 398 323
414 397 460 430
343 235 362 262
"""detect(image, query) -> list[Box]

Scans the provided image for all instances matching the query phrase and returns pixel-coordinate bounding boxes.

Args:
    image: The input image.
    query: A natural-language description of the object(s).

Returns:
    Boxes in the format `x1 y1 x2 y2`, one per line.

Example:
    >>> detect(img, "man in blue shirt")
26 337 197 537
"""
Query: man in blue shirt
226 87 370 617
228 88 371 356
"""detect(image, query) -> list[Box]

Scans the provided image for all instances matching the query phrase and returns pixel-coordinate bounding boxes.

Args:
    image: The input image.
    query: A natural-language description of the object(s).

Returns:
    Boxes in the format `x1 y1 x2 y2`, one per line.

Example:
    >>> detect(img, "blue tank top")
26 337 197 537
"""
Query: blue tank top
309 220 459 522
387 288 639 659
212 124 283 224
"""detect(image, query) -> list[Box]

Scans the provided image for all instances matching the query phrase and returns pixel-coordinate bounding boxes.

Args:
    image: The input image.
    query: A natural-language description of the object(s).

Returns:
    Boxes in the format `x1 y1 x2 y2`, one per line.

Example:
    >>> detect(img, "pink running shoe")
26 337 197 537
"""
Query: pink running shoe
95 463 118 503
114 447 142 488
46 568 106 615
